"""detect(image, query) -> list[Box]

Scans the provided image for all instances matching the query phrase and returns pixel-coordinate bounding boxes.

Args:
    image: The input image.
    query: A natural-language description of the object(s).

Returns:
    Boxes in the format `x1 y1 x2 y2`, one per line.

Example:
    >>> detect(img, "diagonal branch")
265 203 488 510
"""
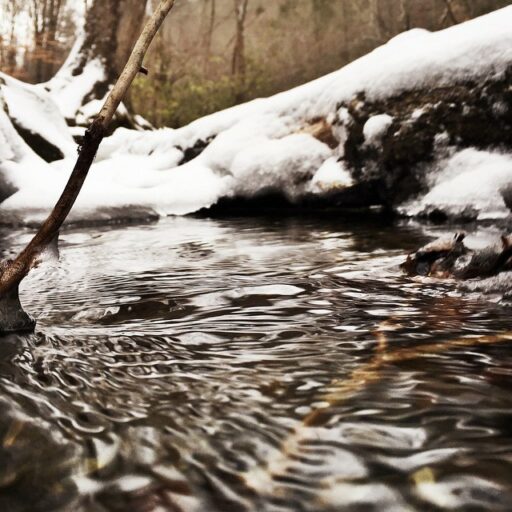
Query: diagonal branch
0 0 176 333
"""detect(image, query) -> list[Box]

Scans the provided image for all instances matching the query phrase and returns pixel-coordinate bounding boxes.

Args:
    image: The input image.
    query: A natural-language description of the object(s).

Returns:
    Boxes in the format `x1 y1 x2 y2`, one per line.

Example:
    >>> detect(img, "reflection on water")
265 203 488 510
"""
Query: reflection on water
1 217 512 511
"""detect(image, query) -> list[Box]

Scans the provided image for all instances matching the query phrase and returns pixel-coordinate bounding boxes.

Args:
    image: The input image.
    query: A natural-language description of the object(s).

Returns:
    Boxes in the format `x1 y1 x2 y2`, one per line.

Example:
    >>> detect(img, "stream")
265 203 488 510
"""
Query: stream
0 216 512 511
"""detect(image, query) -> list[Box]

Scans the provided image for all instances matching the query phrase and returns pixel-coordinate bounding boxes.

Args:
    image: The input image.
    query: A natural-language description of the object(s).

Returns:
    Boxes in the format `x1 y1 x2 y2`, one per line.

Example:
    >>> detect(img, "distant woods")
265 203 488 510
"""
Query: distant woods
1 0 509 127
0 0 76 82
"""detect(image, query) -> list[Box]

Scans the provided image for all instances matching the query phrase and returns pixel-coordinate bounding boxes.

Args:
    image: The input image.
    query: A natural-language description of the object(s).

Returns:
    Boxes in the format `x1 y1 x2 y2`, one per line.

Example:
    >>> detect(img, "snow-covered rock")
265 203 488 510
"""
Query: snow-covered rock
309 158 354 194
401 149 512 221
363 115 394 147
0 6 511 224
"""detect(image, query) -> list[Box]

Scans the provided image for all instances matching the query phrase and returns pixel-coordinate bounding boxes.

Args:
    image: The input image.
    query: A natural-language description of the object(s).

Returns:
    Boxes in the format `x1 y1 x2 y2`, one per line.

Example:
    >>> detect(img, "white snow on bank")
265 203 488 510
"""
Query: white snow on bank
401 149 512 220
0 72 76 158
43 32 106 121
0 88 54 195
0 6 512 222
229 134 331 199
309 158 354 193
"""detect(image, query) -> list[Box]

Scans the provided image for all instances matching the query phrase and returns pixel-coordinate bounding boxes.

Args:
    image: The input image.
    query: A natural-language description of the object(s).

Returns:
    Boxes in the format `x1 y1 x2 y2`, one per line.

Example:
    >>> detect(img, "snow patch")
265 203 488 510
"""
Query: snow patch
363 114 394 146
309 157 354 193
230 134 332 199
0 72 76 158
402 149 512 220
44 31 106 120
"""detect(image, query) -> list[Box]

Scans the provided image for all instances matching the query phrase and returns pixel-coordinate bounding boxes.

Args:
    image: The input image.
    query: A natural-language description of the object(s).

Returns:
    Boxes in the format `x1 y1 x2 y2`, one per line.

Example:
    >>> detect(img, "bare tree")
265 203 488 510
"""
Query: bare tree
400 0 411 31
440 0 460 25
47 0 149 123
231 0 249 80
0 0 22 74
29 0 65 82
203 0 216 72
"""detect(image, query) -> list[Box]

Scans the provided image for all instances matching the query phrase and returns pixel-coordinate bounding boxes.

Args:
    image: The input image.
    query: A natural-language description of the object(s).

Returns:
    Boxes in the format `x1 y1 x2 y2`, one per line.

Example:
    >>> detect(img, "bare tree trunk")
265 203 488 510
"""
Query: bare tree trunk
400 0 411 31
203 0 216 72
7 3 19 73
0 0 176 335
231 0 249 80
440 0 459 25
48 0 149 123
340 0 350 65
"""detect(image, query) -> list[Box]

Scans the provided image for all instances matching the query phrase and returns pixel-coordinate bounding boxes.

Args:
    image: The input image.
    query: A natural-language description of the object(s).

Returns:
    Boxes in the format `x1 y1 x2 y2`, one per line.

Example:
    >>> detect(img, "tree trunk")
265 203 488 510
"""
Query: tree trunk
440 0 459 26
231 0 249 103
203 0 216 72
48 0 149 124
231 0 249 80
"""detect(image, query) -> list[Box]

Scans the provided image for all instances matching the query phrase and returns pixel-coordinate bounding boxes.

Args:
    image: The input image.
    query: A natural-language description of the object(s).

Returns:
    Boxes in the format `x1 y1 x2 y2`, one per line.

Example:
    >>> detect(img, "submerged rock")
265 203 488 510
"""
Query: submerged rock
402 233 512 280
401 233 467 277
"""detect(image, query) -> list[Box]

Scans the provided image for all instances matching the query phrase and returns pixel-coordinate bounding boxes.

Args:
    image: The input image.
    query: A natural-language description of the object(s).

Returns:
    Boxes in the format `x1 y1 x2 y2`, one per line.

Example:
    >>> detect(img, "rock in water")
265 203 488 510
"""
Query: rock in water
401 233 467 276
401 233 512 281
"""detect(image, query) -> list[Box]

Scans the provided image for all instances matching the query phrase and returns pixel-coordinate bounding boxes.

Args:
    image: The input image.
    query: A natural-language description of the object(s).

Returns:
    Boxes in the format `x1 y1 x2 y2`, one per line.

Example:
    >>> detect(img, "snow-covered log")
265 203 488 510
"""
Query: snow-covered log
0 6 511 226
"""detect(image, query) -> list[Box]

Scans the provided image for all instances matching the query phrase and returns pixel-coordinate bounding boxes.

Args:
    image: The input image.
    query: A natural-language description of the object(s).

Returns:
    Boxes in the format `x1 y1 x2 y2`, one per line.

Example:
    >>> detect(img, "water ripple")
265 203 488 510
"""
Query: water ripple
0 218 511 511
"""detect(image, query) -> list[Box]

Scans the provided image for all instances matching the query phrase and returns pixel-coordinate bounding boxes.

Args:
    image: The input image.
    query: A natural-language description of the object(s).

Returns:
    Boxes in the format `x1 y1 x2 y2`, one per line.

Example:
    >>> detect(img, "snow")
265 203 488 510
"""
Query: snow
309 157 354 193
363 114 394 147
0 88 53 200
0 72 76 159
229 134 332 199
43 31 107 121
1 6 512 223
401 149 512 220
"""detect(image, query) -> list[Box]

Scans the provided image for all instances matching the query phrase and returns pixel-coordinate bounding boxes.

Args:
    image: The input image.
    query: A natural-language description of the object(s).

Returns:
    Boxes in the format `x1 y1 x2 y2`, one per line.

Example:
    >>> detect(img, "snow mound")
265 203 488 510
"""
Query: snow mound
309 158 354 193
0 72 76 159
402 149 512 220
230 134 331 199
1 6 512 223
363 115 394 147
43 31 106 121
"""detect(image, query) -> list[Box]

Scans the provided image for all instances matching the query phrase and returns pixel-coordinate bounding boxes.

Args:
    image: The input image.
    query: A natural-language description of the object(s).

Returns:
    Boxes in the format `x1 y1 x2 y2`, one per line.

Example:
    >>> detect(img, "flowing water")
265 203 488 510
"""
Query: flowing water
1 216 512 512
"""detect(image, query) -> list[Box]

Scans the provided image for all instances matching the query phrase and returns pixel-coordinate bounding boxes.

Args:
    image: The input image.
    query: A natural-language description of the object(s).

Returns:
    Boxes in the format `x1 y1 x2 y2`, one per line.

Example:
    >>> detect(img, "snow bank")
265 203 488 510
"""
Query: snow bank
401 149 512 220
0 72 76 159
0 85 57 202
1 6 512 223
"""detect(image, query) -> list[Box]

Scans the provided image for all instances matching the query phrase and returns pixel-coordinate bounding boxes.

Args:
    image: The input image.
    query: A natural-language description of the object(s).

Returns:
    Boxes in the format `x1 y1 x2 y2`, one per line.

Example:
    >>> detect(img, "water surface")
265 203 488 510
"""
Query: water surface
1 217 511 512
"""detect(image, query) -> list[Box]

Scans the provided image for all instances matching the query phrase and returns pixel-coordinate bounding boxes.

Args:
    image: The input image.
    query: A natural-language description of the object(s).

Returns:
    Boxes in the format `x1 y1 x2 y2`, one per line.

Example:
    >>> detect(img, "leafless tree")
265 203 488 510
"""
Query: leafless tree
203 0 216 72
440 0 459 25
231 0 249 80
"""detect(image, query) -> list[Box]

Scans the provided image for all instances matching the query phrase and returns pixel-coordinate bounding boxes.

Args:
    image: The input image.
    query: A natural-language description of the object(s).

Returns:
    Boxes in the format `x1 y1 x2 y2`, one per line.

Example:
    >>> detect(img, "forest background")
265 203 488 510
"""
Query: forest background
1 0 509 129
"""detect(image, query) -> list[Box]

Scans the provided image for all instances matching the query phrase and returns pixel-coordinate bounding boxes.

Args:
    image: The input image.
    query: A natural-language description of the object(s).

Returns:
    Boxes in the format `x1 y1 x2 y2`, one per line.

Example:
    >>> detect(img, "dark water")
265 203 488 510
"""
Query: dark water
1 217 512 512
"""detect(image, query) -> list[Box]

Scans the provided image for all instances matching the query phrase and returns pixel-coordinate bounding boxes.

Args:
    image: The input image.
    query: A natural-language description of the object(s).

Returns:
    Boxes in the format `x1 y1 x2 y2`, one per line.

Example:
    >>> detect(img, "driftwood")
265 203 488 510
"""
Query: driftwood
0 0 176 335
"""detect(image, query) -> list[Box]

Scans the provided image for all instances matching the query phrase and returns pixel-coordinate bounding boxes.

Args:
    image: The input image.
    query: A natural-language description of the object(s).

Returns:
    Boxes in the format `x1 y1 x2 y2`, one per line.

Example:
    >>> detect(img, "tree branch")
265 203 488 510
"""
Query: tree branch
0 0 176 333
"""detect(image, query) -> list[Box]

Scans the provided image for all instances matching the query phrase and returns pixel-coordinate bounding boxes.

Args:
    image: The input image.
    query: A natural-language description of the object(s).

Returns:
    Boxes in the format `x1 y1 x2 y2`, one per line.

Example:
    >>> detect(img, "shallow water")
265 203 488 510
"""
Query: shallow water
1 217 512 512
